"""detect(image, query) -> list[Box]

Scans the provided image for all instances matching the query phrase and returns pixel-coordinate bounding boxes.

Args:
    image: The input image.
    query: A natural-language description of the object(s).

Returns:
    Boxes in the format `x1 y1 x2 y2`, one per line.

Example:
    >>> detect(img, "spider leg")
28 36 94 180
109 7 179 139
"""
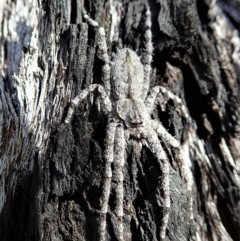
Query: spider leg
131 139 142 191
65 84 111 123
114 123 125 240
151 120 193 190
145 86 190 120
125 131 141 194
141 4 153 99
83 10 111 96
141 126 170 240
99 120 117 241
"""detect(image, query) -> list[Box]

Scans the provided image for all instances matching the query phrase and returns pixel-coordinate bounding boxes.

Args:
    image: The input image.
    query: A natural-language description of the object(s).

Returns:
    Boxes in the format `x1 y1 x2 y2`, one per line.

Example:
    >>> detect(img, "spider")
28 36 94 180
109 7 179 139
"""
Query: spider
65 5 191 241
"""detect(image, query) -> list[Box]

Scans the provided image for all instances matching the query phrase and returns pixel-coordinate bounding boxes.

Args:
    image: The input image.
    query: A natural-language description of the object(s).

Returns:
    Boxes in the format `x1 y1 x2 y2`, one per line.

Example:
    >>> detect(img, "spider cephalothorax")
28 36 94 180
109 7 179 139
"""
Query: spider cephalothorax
65 5 192 241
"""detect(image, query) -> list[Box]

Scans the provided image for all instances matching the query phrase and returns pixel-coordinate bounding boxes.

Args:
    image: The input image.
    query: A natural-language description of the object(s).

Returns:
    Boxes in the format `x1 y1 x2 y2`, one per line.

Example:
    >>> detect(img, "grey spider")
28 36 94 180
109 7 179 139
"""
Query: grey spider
65 5 192 241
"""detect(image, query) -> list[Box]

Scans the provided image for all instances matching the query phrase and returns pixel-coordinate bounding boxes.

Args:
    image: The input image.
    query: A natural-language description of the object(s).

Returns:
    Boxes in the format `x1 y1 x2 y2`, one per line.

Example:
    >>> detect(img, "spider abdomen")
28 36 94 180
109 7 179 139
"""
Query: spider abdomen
111 48 145 100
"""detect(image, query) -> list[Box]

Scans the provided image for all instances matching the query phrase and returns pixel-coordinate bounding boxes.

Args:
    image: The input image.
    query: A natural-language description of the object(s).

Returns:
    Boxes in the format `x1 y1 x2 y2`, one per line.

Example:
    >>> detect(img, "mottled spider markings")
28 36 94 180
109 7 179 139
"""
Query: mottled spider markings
65 5 192 241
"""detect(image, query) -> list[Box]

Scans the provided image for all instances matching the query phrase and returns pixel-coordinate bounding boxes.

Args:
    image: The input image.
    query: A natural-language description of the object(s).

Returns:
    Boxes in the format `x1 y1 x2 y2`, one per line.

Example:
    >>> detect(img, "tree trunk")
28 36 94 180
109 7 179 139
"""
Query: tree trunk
0 0 239 240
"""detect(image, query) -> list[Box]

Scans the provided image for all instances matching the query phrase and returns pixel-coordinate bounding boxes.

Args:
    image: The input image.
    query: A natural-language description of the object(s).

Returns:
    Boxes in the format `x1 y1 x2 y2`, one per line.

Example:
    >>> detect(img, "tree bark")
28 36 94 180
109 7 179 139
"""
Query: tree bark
0 0 240 240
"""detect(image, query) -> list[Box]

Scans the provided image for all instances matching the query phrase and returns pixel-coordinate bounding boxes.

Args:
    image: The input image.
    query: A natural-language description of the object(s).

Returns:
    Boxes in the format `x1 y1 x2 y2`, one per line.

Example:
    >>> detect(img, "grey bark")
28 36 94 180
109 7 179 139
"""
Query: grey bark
0 0 240 241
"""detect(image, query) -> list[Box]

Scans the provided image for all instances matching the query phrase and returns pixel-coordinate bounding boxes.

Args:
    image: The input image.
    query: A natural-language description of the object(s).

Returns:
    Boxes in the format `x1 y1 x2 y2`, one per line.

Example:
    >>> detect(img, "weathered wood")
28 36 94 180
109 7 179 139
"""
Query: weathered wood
0 0 239 240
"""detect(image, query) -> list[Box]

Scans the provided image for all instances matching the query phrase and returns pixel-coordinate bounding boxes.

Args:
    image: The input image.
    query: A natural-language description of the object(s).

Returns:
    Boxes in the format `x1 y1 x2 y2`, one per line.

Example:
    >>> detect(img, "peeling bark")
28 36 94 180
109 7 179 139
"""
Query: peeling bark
0 0 239 241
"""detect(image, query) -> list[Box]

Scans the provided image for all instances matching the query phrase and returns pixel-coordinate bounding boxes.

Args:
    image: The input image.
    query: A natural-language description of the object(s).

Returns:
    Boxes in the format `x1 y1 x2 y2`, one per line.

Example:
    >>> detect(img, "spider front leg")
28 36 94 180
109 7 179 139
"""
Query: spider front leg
64 84 112 240
141 126 170 240
146 84 192 191
99 120 117 241
114 123 125 240
151 119 194 223
100 121 125 241
151 120 193 191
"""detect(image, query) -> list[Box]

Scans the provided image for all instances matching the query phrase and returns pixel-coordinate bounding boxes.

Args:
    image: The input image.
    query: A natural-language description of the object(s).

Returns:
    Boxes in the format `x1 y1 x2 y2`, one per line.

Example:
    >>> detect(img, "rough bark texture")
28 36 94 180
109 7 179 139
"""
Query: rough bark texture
0 0 240 241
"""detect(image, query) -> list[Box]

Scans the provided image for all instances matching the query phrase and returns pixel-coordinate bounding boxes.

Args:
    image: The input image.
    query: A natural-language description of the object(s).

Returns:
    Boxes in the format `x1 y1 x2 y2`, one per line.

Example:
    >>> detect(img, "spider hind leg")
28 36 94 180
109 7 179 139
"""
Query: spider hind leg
82 10 111 96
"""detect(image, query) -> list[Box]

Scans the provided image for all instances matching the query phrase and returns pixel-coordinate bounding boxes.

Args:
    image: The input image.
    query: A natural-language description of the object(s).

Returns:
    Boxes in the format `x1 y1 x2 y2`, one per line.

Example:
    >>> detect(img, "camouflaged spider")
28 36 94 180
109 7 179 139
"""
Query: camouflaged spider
65 5 191 241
